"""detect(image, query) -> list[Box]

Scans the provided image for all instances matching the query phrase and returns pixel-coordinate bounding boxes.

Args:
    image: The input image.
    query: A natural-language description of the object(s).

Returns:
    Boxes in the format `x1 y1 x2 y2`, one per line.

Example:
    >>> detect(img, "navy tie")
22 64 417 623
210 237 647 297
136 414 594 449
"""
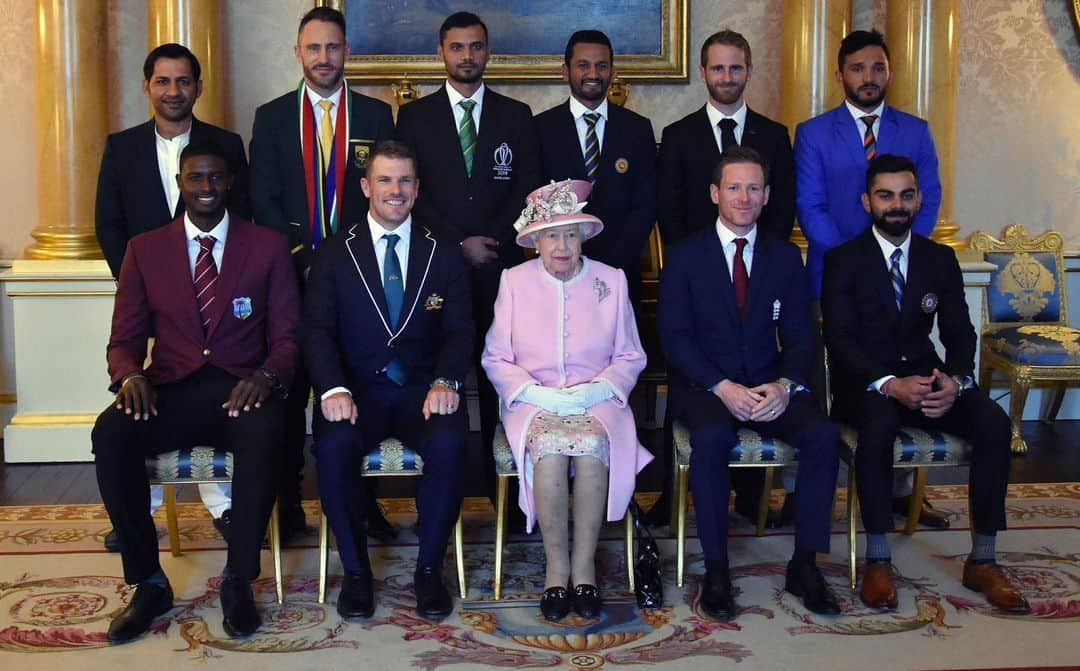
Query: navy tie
583 112 600 183
382 233 407 385
889 247 905 312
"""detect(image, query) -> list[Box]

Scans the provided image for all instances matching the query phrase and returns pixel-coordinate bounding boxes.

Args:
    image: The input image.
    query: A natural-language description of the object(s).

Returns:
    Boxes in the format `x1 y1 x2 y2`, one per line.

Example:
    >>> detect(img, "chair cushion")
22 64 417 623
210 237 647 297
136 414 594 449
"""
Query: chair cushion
673 421 796 466
984 251 1064 323
983 324 1080 366
146 446 232 483
362 437 423 474
492 424 517 476
840 425 971 466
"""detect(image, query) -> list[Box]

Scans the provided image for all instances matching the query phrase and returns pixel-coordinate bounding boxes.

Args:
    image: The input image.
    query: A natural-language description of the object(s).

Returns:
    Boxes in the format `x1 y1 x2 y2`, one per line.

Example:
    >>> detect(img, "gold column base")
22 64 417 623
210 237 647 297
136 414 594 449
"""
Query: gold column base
930 219 967 252
25 229 104 260
790 223 809 254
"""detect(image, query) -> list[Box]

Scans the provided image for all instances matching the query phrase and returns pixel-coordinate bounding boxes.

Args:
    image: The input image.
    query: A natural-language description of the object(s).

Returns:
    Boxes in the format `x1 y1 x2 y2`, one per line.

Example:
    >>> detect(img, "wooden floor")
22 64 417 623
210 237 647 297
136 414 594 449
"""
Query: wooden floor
1 420 1077 507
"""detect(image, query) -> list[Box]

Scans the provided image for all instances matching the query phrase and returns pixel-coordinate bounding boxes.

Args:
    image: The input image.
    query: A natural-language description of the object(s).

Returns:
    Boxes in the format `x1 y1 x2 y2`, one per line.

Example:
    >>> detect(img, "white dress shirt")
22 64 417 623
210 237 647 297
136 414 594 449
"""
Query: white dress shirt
845 99 885 147
183 211 229 276
156 123 192 216
305 84 344 141
446 81 485 135
569 96 608 157
705 100 747 152
715 219 757 279
869 225 912 392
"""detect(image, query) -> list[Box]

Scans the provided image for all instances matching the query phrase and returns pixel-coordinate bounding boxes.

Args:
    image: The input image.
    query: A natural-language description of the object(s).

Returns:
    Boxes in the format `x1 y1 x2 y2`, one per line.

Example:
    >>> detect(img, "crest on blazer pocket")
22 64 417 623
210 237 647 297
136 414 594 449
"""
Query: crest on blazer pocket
492 142 513 181
351 139 373 168
232 297 253 320
424 293 444 310
921 293 939 314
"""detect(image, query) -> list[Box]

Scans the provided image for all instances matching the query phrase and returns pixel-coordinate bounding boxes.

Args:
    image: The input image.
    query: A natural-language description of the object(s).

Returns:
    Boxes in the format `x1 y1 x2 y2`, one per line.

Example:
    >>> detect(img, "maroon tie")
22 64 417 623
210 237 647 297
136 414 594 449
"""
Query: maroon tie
193 235 218 332
732 237 749 318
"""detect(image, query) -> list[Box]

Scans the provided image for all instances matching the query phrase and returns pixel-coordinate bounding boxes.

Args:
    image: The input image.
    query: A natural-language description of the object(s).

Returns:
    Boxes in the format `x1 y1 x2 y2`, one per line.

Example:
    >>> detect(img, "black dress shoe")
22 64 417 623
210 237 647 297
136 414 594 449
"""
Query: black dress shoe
220 576 261 638
784 559 841 615
699 567 737 621
107 582 173 643
103 527 121 553
539 585 571 621
337 570 375 619
414 566 452 621
571 584 602 619
277 503 310 545
365 507 398 542
892 495 950 529
212 510 233 543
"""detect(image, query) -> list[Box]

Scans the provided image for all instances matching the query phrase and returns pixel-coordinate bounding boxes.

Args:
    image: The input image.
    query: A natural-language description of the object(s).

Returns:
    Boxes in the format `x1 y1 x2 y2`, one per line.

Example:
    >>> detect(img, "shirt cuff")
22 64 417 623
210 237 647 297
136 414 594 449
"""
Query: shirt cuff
321 386 351 401
869 375 896 394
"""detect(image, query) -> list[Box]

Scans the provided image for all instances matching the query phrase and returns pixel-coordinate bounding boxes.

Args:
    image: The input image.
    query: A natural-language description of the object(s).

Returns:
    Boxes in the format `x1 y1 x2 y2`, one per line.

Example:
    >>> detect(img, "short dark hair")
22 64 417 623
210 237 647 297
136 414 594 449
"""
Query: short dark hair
298 6 346 36
865 154 918 193
439 11 487 43
368 139 418 174
700 29 751 69
711 146 770 187
143 43 201 81
838 29 889 71
564 30 613 66
179 139 228 171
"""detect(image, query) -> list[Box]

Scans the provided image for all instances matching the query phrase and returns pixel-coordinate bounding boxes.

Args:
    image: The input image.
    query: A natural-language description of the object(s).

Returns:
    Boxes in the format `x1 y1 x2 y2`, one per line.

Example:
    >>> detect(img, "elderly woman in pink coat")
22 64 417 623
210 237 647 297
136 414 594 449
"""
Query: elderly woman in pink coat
482 180 650 621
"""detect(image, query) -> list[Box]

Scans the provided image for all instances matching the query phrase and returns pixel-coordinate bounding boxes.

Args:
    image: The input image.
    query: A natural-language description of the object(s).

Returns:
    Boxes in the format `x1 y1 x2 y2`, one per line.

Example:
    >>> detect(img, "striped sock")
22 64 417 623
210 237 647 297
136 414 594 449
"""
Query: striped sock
866 533 890 561
971 532 997 562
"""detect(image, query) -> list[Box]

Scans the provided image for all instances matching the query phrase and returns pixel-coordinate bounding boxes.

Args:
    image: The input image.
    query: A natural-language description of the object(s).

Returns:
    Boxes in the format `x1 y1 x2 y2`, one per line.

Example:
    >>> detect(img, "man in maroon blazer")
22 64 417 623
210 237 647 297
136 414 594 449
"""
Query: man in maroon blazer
92 140 300 643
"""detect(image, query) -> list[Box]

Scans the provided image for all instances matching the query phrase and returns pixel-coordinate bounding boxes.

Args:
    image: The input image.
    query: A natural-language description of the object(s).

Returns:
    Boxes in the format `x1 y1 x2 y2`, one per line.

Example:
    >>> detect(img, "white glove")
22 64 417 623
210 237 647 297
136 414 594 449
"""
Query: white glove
520 384 587 416
564 380 616 409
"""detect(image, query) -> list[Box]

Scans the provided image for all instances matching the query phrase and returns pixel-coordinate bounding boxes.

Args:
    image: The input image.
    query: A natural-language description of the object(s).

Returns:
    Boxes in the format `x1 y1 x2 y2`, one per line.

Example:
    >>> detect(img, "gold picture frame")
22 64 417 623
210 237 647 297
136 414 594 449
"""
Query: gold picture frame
319 0 688 83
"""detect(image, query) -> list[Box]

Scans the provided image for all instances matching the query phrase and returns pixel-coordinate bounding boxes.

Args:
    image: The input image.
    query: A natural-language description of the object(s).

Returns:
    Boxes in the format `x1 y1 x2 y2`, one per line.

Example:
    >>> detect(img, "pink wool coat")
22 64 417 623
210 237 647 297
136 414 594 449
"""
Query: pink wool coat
482 257 651 532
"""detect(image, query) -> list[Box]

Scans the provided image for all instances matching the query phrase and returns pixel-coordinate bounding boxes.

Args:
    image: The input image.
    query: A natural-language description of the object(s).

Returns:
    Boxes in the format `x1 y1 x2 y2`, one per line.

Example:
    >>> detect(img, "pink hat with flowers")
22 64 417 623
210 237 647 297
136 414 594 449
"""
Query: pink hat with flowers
513 179 604 248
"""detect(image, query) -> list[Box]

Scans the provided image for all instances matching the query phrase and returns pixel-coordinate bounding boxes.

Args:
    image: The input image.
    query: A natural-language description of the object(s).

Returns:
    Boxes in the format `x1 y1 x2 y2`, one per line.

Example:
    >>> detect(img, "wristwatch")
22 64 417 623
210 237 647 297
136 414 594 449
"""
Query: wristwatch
431 377 461 392
259 368 288 399
950 374 975 397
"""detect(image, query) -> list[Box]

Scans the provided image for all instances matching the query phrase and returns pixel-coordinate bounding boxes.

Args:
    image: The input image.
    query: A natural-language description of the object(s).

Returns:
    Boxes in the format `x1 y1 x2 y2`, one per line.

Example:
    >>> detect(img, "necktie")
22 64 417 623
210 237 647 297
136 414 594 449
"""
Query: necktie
861 114 878 160
718 118 738 151
382 234 407 385
732 237 749 318
458 99 477 177
193 235 218 333
583 112 600 183
317 100 334 173
889 247 905 312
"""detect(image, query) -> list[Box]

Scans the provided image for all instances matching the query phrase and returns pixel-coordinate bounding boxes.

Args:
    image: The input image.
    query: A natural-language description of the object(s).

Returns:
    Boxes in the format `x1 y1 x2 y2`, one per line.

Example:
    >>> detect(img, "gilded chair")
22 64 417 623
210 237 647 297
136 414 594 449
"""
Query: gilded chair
492 423 635 600
971 224 1080 454
147 446 284 604
317 437 466 604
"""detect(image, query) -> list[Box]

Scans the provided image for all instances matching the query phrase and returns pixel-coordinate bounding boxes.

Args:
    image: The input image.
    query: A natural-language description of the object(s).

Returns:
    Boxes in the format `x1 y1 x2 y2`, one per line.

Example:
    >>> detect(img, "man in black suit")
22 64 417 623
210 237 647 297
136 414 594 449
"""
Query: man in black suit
396 11 540 510
533 30 656 305
94 42 244 549
658 147 840 621
305 140 473 621
822 154 1029 614
657 30 794 245
249 6 395 541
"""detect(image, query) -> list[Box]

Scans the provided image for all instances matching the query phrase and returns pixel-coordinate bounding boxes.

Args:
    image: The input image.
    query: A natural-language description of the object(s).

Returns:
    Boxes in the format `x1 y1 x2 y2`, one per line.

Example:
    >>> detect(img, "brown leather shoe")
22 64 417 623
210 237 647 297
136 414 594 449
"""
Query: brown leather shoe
892 496 950 529
859 560 899 610
962 559 1031 614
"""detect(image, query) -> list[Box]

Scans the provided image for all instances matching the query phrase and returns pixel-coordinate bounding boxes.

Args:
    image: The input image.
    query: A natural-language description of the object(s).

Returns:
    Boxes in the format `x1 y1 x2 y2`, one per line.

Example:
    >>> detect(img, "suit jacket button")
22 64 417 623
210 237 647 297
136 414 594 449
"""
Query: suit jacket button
900 355 908 361
202 348 211 356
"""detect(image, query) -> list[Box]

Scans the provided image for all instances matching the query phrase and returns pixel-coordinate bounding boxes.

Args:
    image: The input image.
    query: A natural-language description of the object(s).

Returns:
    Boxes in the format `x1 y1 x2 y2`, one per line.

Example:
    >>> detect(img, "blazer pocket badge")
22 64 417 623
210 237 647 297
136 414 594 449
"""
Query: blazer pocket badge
351 139 373 168
921 292 938 314
424 293 444 311
772 299 781 321
594 277 611 303
614 157 629 174
492 142 513 181
232 297 253 320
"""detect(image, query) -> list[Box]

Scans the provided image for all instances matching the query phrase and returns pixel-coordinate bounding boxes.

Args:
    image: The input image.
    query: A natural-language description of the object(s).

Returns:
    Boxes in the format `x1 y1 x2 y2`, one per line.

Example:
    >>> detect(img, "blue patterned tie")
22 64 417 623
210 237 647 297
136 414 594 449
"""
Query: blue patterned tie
583 112 600 183
889 247 905 312
382 233 407 385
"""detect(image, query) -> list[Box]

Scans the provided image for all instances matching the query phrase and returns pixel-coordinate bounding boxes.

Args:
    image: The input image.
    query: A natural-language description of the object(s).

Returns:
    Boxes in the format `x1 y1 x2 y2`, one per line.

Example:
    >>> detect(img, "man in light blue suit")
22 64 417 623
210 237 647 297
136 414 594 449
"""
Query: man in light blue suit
794 29 941 300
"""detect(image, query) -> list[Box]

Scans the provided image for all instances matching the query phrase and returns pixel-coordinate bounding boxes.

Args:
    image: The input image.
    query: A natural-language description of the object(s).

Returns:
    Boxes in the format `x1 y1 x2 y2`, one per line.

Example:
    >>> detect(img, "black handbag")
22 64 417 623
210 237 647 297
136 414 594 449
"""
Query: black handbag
629 500 664 609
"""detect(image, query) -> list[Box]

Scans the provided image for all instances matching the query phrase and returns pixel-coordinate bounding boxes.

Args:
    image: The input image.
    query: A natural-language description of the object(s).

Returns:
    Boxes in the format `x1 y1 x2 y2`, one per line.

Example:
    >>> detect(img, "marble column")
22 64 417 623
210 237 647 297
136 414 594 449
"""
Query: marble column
26 0 108 260
147 0 225 127
779 0 851 252
886 0 963 250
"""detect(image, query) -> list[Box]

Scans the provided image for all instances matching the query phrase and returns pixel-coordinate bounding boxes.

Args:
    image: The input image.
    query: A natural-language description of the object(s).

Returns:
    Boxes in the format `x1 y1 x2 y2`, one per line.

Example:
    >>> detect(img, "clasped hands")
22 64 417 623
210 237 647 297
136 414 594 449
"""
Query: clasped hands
882 368 958 418
521 380 614 416
714 379 790 423
115 372 273 420
320 386 460 424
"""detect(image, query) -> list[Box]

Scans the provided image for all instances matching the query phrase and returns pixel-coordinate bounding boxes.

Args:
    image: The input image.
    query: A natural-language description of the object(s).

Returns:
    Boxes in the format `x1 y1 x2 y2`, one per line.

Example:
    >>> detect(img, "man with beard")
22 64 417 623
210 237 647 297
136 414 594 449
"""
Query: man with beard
822 154 1028 615
95 42 247 550
794 29 946 530
250 6 395 542
533 30 656 305
396 11 540 515
658 29 794 245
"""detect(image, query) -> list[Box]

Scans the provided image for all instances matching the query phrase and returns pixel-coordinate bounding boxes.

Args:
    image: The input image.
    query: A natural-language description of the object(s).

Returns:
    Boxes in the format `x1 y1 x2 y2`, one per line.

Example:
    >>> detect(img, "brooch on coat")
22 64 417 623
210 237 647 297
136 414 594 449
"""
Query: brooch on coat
424 294 444 310
594 277 611 303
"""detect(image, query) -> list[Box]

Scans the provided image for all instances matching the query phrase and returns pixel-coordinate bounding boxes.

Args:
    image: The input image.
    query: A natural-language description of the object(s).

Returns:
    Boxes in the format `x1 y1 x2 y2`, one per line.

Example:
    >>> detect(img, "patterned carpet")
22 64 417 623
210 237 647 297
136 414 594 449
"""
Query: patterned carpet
0 484 1078 670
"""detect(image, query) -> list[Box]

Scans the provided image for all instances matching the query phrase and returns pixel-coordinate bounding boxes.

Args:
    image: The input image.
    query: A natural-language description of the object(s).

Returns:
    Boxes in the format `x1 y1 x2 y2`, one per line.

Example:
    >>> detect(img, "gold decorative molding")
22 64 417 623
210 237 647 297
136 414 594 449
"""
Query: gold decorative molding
0 393 16 405
391 76 420 108
607 77 630 107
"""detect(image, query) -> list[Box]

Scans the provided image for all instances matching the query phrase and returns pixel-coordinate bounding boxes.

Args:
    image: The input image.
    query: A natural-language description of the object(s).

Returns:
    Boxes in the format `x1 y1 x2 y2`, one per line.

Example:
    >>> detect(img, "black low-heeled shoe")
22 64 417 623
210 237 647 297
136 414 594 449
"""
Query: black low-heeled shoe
539 585 571 621
572 584 602 618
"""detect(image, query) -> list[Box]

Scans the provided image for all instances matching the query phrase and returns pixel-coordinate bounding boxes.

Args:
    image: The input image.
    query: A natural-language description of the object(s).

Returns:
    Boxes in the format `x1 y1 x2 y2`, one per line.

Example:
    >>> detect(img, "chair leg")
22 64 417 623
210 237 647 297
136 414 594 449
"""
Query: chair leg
847 466 858 590
625 509 635 592
903 468 927 535
668 446 681 532
755 467 775 536
493 474 508 600
270 501 283 604
164 484 182 557
455 511 466 600
978 355 993 394
318 511 330 604
675 464 689 588
1007 370 1031 454
1043 382 1068 423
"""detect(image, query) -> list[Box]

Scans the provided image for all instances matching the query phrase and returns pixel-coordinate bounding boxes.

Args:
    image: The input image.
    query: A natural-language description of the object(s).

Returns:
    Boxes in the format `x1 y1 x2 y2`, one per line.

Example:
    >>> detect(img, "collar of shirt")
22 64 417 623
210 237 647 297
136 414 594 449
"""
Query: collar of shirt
715 217 757 278
871 224 911 277
569 96 608 156
705 100 747 150
155 122 192 215
368 212 412 283
446 81 485 134
183 211 230 275
569 95 608 122
845 98 885 141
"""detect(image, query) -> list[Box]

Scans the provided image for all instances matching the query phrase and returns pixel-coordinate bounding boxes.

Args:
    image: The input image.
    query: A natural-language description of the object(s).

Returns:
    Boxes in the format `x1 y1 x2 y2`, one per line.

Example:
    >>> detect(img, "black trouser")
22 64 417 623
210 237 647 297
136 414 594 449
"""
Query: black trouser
92 366 281 584
280 359 309 509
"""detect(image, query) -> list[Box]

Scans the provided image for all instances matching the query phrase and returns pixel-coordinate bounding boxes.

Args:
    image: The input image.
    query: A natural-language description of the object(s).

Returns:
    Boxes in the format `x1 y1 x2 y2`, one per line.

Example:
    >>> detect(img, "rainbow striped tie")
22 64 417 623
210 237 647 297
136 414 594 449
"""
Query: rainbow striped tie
861 115 878 160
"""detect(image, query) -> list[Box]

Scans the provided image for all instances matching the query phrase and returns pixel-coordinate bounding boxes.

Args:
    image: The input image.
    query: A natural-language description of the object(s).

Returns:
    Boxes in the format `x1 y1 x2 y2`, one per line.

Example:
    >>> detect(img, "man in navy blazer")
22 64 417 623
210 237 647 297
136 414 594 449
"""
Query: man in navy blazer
658 147 840 621
534 30 656 305
658 30 794 245
304 141 473 622
794 29 941 300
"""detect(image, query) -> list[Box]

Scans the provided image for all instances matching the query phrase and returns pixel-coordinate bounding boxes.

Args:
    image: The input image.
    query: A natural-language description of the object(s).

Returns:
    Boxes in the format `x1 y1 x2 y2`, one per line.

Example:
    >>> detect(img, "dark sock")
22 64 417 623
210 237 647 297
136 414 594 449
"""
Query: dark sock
970 532 996 562
705 558 729 574
143 568 169 589
791 547 817 566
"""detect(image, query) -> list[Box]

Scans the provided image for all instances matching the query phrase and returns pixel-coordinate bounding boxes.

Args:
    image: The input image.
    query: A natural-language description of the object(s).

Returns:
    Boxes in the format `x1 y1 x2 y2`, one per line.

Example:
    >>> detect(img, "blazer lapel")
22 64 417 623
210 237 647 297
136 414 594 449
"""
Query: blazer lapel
744 231 772 320
394 226 436 340
138 120 174 223
705 231 740 326
344 224 394 337
695 106 721 160
877 106 902 155
831 105 867 168
562 101 590 177
857 230 902 321
899 235 929 324
204 215 251 341
164 219 206 339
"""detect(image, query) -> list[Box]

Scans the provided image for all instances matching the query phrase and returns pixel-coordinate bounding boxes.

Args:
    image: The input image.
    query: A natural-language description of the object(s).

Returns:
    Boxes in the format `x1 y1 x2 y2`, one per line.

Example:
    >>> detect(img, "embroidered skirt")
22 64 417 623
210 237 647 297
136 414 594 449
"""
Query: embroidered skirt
525 411 610 468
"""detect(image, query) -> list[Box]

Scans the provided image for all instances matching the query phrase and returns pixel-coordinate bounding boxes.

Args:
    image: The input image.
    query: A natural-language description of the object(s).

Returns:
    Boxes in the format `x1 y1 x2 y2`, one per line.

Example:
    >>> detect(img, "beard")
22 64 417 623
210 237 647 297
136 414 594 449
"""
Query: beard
845 82 886 109
571 77 609 103
708 80 746 106
873 209 914 237
448 63 484 84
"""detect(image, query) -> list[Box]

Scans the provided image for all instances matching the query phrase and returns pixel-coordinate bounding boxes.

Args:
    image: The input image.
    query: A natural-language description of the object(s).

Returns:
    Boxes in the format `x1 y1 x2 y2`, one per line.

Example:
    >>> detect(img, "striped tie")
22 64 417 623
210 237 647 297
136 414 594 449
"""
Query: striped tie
458 99 477 176
583 112 600 183
317 100 334 173
889 247 905 312
861 115 878 160
194 235 218 332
